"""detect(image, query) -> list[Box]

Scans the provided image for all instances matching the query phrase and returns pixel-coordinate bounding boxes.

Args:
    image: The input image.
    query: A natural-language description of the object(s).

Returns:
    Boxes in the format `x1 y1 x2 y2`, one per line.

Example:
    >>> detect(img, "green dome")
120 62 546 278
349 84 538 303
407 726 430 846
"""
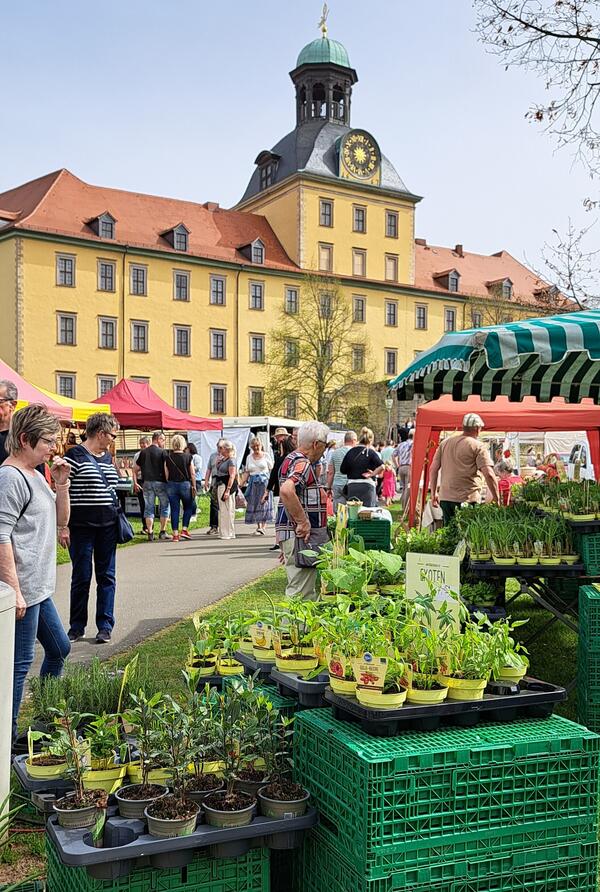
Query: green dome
296 37 351 69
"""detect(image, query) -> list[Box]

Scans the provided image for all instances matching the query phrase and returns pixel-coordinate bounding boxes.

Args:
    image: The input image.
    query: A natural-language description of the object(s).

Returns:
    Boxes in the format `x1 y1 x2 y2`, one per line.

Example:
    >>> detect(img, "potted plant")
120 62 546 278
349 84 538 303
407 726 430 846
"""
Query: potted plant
355 655 408 709
83 713 129 793
49 701 108 829
257 712 309 819
439 614 492 701
274 596 318 675
25 727 67 779
539 516 562 565
115 691 168 818
217 614 245 676
400 597 452 704
182 676 224 803
233 686 271 795
144 696 200 838
187 634 219 677
489 522 517 566
488 618 530 684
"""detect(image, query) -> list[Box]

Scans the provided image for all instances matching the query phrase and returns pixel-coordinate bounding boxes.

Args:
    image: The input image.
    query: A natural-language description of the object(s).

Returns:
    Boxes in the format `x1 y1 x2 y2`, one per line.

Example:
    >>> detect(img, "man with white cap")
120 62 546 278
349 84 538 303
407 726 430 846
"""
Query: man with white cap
429 412 499 525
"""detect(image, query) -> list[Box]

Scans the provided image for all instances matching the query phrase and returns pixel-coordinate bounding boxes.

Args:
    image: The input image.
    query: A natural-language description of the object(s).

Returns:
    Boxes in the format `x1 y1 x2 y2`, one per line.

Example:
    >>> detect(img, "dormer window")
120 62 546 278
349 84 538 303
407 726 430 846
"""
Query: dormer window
433 268 460 293
448 272 460 293
252 239 265 265
161 223 190 252
486 277 514 300
87 211 116 240
502 279 513 299
254 150 281 192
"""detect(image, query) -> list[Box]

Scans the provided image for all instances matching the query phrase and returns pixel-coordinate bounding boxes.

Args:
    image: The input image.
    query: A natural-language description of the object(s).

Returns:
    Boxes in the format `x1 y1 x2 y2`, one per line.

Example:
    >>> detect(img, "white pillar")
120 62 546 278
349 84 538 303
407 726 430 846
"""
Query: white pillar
0 582 15 844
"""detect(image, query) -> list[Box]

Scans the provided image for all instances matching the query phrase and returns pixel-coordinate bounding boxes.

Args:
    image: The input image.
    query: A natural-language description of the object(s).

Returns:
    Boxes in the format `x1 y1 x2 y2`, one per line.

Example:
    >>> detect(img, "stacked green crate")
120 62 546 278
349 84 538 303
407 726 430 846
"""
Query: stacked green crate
347 519 391 551
578 584 600 732
46 838 270 892
294 709 599 891
574 532 600 576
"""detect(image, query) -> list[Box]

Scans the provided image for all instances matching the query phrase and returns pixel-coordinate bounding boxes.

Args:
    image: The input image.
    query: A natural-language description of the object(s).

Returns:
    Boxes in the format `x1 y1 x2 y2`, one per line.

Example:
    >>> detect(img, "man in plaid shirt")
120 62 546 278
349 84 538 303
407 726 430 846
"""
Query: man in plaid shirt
277 420 330 600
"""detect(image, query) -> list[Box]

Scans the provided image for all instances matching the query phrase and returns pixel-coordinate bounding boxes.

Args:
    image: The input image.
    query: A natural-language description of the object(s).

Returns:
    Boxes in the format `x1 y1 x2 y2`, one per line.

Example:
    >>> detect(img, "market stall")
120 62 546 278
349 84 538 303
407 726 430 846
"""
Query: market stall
93 378 222 431
0 358 72 420
38 387 110 422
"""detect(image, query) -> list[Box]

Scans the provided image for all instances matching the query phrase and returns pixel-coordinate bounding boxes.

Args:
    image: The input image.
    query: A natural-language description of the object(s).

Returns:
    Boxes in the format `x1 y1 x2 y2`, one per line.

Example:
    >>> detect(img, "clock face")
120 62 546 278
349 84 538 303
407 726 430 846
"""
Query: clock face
341 130 380 180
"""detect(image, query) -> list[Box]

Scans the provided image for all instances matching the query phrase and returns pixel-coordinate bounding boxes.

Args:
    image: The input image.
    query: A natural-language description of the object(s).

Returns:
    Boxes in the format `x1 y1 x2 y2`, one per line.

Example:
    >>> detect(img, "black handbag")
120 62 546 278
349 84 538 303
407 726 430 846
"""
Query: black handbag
89 453 135 544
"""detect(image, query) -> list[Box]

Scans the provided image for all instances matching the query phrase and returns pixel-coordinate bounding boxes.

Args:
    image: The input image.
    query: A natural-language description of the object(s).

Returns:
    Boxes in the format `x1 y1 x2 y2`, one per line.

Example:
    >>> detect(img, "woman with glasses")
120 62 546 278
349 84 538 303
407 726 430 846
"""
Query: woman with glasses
0 404 72 741
63 412 121 644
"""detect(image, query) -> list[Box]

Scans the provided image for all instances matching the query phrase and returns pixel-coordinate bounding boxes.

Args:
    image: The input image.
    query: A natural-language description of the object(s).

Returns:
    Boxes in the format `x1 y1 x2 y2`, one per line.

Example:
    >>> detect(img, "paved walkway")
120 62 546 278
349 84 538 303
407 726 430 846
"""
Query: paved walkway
32 520 278 672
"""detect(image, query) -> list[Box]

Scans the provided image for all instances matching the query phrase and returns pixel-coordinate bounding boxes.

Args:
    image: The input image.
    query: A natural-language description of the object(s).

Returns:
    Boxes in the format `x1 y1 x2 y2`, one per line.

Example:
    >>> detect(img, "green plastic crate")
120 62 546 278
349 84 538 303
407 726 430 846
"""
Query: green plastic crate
347 519 391 551
574 532 600 576
0 883 45 892
294 710 600 879
577 641 600 693
299 828 598 892
46 837 269 892
579 585 600 650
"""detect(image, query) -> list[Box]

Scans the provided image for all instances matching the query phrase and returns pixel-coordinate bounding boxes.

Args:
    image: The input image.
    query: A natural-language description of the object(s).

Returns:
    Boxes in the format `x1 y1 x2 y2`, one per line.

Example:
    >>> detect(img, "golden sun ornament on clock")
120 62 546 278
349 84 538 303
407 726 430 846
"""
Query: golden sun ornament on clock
340 130 381 183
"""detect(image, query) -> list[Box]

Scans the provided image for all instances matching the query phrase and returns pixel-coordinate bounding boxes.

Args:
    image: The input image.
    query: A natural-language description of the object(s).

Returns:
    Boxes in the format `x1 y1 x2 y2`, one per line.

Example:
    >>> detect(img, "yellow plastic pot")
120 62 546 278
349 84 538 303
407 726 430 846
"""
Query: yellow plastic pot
127 764 172 785
439 675 488 701
217 658 244 676
25 757 67 780
356 687 407 709
319 593 337 603
314 643 328 666
518 557 539 566
562 555 580 565
406 685 448 705
572 513 596 522
471 552 491 562
275 655 318 675
492 556 516 566
237 638 253 654
187 761 224 775
329 676 357 695
253 647 276 662
186 660 217 677
540 557 561 566
83 764 127 794
495 666 527 684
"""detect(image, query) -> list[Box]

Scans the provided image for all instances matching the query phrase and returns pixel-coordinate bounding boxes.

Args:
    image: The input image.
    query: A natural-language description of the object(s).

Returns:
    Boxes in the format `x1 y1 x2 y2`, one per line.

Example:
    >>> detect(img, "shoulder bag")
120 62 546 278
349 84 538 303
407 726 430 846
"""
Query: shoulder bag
88 454 135 544
294 526 330 568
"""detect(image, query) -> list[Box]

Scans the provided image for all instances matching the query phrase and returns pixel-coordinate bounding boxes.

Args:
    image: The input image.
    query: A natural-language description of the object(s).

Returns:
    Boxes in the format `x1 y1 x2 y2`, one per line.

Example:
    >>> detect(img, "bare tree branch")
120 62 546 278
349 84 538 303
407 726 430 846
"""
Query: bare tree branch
530 218 600 306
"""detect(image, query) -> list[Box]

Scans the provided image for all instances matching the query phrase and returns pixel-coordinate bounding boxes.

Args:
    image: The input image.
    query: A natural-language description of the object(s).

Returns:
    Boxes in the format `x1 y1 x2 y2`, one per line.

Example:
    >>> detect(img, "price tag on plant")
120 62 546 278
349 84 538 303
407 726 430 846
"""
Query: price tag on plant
351 653 387 692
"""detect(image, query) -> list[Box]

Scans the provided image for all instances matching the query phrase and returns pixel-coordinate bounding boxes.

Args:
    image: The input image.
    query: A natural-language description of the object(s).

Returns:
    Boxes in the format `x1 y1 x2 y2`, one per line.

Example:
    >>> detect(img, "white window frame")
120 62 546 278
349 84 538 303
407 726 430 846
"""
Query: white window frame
57 312 77 346
173 226 189 252
210 384 226 414
385 300 398 327
97 376 116 397
98 316 117 350
210 275 226 305
56 253 76 287
448 272 460 293
99 214 115 240
352 248 367 277
97 259 116 292
56 373 76 398
251 239 265 264
249 280 264 310
250 334 265 363
173 381 191 411
210 329 226 360
173 269 190 301
130 264 148 296
131 320 149 353
174 325 191 356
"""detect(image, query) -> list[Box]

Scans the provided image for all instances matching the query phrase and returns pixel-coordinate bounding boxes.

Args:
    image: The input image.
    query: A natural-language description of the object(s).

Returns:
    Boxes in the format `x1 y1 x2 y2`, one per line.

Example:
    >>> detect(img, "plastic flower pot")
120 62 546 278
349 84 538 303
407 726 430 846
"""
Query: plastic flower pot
439 675 488 701
202 791 256 828
406 684 448 704
187 760 224 775
258 785 310 819
115 783 168 819
53 794 105 830
495 666 527 684
145 798 200 838
233 774 270 796
275 655 318 675
127 764 172 785
471 552 491 562
314 643 328 666
25 756 67 779
356 687 407 709
186 777 225 805
319 593 338 604
217 658 244 676
492 556 516 566
329 676 357 695
346 500 363 521
83 764 127 794
562 554 580 564
518 557 539 566
237 638 253 654
253 646 276 662
540 556 561 566
572 513 596 522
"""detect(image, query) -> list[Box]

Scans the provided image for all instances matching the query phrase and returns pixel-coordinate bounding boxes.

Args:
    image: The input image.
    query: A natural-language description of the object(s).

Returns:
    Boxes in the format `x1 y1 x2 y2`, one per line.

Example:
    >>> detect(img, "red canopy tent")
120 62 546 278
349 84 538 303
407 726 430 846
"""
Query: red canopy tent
93 379 222 430
0 358 72 421
409 395 600 525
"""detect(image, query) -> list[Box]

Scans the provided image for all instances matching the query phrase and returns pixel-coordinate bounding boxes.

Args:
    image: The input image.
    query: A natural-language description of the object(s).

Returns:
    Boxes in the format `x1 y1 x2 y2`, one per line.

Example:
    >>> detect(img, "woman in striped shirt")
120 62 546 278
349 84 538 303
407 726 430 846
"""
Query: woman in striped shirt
64 413 120 644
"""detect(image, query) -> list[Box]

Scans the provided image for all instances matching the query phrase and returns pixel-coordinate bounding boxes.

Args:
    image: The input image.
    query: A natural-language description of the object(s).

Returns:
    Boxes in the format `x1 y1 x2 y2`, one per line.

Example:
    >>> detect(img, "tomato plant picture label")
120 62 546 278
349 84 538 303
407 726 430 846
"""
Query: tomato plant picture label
352 654 387 692
328 652 348 679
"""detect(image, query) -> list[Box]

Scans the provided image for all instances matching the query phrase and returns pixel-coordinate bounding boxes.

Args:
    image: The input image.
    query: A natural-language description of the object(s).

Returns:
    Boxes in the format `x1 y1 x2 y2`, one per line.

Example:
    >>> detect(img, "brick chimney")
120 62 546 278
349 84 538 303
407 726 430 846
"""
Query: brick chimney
415 238 427 246
203 201 220 211
455 244 464 257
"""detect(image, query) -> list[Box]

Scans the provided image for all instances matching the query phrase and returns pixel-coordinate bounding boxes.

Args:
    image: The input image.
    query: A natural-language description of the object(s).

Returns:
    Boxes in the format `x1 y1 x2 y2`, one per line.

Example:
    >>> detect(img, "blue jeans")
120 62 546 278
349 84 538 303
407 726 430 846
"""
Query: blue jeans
68 523 117 635
142 481 170 519
13 598 71 741
167 481 195 531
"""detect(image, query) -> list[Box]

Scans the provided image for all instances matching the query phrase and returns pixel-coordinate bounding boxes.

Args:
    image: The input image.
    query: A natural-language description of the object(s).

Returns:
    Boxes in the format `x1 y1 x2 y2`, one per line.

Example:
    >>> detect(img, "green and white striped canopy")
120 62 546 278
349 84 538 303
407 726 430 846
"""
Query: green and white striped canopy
389 309 600 403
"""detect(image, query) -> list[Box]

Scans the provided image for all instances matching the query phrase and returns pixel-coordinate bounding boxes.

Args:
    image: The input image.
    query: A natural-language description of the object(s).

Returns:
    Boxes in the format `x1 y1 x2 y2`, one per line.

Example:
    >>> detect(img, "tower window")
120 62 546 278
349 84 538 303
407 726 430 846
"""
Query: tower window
332 84 345 121
386 211 399 239
312 82 326 118
353 206 366 233
259 163 276 190
320 199 333 227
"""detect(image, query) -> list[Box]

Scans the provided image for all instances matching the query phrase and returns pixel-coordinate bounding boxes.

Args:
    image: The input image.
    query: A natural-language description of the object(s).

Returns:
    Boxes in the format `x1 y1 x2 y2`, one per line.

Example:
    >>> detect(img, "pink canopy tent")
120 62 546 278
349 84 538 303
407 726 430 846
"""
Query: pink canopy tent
93 379 222 430
409 395 600 525
0 359 71 421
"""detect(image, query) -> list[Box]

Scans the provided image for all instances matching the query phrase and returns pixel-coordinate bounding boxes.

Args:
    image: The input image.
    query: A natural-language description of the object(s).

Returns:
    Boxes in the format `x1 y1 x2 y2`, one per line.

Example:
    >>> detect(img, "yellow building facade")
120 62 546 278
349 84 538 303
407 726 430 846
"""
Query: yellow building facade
0 29 548 420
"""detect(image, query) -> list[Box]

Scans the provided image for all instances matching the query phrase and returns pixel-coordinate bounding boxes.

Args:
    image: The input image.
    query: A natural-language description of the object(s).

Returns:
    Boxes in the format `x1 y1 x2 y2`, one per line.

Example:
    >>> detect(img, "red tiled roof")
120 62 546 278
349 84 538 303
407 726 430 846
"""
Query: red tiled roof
414 241 563 307
0 169 298 272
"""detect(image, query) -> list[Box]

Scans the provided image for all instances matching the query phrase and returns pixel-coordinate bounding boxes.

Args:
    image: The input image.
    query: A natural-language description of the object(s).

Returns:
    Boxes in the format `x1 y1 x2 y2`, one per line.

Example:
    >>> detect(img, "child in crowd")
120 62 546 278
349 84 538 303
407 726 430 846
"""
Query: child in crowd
381 460 397 506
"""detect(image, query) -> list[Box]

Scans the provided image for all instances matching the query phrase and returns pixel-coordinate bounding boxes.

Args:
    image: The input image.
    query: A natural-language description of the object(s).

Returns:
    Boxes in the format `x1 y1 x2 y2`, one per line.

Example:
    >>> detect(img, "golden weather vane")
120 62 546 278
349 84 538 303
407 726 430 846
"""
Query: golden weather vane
318 2 329 37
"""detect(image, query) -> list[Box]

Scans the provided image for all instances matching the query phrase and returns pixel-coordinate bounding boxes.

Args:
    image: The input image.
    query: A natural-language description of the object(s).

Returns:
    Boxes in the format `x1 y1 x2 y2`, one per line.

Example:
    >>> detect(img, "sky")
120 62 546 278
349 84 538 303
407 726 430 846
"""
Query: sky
1 0 595 272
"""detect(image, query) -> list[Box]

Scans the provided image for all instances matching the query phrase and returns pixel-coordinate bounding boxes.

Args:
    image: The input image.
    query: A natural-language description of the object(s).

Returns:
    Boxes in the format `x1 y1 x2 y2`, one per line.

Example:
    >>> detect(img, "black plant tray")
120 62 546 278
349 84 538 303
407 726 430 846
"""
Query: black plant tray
270 669 329 708
194 673 226 690
12 754 75 795
469 561 585 578
234 650 276 682
47 805 318 878
324 677 567 737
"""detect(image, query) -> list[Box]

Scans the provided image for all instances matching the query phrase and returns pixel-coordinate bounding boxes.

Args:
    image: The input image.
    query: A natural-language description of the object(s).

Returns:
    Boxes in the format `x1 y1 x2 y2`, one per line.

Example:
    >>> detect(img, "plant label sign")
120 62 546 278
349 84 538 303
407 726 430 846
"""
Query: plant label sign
351 654 387 692
405 552 461 630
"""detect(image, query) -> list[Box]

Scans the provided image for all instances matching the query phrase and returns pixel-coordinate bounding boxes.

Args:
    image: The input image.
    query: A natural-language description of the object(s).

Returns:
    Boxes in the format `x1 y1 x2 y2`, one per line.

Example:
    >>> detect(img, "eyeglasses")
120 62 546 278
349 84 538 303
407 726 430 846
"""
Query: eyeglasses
315 439 328 447
105 431 117 440
40 437 58 447
0 398 16 404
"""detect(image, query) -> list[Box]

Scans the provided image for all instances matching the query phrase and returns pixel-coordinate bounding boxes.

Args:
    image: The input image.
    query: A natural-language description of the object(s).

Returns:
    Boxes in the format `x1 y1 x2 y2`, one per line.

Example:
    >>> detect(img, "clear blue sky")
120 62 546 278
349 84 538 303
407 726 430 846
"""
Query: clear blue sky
2 0 593 270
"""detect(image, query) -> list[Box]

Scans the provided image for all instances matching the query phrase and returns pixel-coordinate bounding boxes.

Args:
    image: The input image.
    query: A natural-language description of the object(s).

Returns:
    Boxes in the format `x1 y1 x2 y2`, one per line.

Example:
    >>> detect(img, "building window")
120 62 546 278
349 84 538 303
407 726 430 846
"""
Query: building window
444 308 456 332
56 373 75 399
210 329 226 360
56 254 75 287
319 291 332 318
259 163 276 190
353 206 366 233
285 339 300 367
99 317 117 350
353 295 366 323
210 275 226 305
100 218 114 239
173 271 190 301
352 345 365 373
97 376 116 397
319 199 333 227
471 311 483 328
318 243 333 272
415 304 428 330
503 280 513 299
57 313 76 345
174 326 191 356
173 381 190 411
252 241 265 264
285 391 298 418
130 265 147 296
321 340 333 361
385 254 398 282
448 272 460 293
250 281 264 310
285 287 299 314
250 334 265 363
385 349 398 376
98 260 116 292
211 385 226 414
131 321 148 352
352 248 366 277
248 388 264 415
386 210 398 239
385 300 398 327
174 229 188 252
